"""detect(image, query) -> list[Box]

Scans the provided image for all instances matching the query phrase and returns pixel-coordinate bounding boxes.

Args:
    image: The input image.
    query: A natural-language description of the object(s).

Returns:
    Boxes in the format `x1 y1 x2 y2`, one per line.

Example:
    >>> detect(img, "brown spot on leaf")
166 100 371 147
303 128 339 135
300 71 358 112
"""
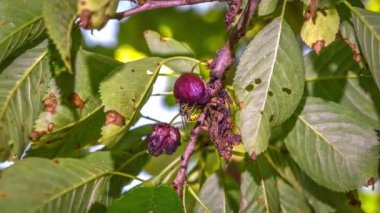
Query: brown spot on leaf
282 87 292 95
353 53 361 62
28 131 46 141
268 91 273 97
312 40 325 54
79 9 92 29
47 123 54 132
76 143 81 150
70 93 85 109
43 93 57 113
365 177 376 191
0 192 7 198
269 114 274 122
53 159 59 164
250 151 257 160
346 191 361 208
254 78 262 84
105 110 125 126
304 10 312 20
238 101 244 110
245 84 254 92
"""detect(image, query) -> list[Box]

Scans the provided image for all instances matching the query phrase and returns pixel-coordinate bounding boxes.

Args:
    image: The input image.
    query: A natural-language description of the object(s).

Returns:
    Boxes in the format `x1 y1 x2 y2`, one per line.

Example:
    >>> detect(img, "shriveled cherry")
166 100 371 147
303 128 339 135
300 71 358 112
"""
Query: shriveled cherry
173 73 210 105
145 123 181 156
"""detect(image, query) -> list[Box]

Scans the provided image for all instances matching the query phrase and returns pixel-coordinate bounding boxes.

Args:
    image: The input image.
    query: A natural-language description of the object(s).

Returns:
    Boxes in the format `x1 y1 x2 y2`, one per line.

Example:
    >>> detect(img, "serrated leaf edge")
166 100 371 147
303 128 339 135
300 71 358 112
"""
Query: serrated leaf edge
0 51 47 119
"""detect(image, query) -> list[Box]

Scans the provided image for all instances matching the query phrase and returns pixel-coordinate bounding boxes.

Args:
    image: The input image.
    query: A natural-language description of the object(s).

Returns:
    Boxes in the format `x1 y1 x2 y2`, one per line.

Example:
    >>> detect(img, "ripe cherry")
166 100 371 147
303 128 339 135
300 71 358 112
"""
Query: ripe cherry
173 73 210 105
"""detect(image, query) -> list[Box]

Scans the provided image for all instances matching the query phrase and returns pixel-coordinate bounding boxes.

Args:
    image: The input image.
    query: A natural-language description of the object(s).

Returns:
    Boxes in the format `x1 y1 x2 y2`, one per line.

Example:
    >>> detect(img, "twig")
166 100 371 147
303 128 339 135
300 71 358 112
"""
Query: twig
172 112 206 195
113 0 224 20
172 0 260 197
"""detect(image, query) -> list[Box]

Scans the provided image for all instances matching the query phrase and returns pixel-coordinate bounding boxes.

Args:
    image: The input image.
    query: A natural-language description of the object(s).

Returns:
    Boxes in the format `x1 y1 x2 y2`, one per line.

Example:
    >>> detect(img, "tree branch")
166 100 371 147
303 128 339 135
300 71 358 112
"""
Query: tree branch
172 0 260 197
113 0 224 20
172 112 206 195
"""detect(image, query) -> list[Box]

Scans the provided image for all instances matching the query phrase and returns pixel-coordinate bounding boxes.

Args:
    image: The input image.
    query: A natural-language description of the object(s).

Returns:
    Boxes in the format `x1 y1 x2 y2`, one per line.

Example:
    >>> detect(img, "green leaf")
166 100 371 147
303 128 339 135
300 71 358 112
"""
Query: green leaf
340 21 362 56
29 50 121 157
300 8 340 49
0 152 115 212
107 185 183 213
43 0 77 72
290 157 363 213
304 40 380 128
284 97 379 192
349 6 380 90
267 148 363 213
99 57 162 146
28 108 105 158
0 42 50 161
194 173 240 213
258 0 278 16
277 179 312 213
97 125 151 207
239 155 280 213
233 6 305 157
111 124 150 172
0 0 46 65
144 30 194 56
35 49 121 132
144 31 200 74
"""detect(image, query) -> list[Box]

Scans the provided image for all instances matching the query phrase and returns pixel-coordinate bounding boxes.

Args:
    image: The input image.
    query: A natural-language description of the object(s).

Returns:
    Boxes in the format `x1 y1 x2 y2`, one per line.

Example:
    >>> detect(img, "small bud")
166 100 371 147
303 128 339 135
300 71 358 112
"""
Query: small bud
174 73 210 105
145 123 181 156
77 0 118 30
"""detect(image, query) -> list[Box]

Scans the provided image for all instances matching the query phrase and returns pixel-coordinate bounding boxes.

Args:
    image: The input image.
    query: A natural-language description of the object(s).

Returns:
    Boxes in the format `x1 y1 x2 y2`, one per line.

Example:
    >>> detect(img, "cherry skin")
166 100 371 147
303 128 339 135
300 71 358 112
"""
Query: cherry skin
173 73 210 105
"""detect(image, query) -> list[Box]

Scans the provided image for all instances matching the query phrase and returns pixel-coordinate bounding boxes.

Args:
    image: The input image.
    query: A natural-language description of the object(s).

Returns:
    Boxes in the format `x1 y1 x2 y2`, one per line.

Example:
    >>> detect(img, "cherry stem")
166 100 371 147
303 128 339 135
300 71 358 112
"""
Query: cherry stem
140 115 162 123
169 113 181 125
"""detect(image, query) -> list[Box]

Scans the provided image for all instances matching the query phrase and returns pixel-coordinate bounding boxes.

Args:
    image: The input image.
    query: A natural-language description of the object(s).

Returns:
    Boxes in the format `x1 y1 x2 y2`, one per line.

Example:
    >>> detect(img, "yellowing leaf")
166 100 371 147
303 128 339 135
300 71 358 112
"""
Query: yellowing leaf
301 8 340 50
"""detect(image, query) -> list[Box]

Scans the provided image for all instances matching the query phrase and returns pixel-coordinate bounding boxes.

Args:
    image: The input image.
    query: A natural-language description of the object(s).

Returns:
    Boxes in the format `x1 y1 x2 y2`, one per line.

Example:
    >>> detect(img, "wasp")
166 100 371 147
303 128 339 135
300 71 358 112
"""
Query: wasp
179 102 201 125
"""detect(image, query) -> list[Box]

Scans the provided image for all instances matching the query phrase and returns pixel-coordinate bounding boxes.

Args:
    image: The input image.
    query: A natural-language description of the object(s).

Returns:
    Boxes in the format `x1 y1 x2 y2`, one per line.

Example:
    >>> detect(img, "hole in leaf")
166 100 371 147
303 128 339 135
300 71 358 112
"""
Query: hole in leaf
254 78 262 84
245 84 254 92
282 87 292 95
